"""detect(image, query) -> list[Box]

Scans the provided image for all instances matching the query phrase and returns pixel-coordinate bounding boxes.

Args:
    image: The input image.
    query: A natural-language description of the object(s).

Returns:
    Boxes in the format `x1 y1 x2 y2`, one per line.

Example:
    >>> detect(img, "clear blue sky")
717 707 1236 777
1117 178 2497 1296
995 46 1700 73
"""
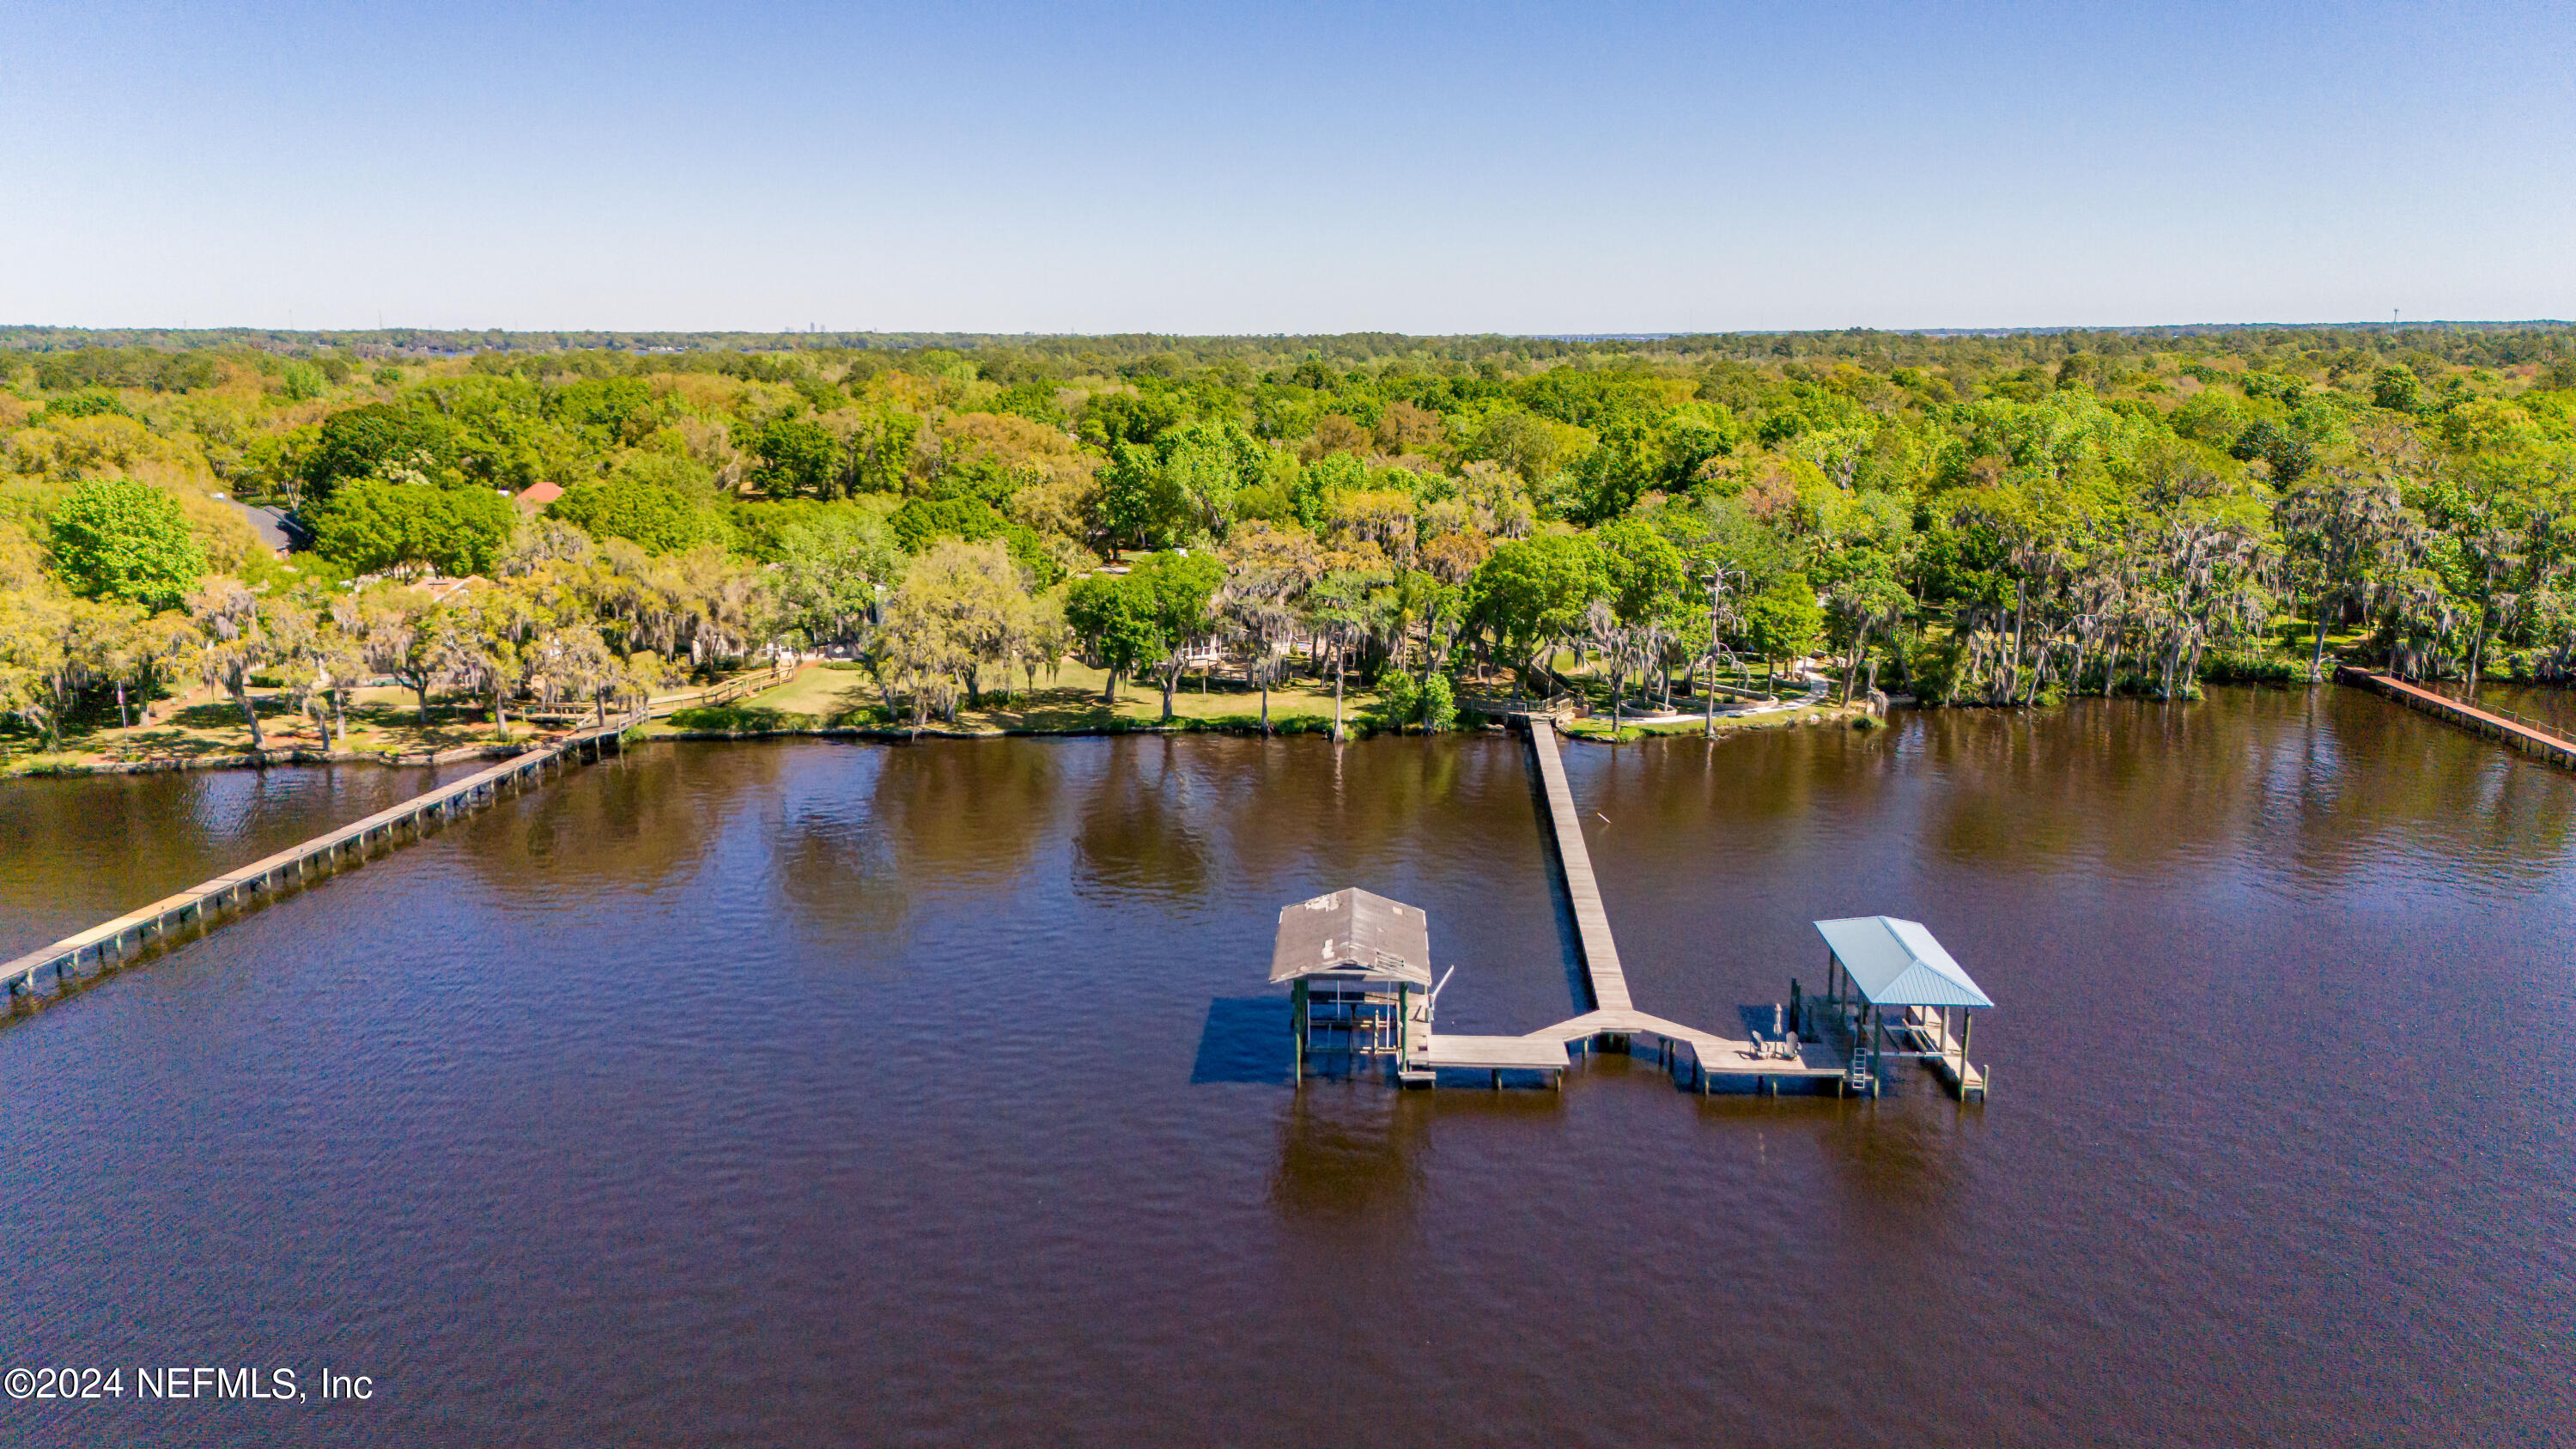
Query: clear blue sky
3 0 2569 334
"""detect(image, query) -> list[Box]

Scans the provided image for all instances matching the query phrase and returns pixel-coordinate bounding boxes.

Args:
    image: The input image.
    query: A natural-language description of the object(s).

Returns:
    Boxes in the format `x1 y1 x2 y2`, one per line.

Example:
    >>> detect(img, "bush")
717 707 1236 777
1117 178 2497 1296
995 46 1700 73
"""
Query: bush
1379 672 1418 730
1420 674 1457 733
2197 651 2296 685
666 705 816 732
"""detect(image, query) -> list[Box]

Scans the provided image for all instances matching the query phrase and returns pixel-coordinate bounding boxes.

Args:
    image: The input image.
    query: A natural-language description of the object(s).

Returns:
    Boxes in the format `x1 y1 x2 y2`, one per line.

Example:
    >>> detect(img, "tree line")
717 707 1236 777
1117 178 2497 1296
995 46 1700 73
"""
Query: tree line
3 322 2574 751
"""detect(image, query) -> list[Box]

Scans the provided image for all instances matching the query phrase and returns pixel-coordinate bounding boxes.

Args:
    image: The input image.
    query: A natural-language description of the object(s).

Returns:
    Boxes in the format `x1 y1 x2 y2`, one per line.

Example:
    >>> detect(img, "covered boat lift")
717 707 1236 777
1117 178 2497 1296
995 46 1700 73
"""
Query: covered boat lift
1806 916 1993 1099
1273 889 1570 1089
1273 888 1437 1081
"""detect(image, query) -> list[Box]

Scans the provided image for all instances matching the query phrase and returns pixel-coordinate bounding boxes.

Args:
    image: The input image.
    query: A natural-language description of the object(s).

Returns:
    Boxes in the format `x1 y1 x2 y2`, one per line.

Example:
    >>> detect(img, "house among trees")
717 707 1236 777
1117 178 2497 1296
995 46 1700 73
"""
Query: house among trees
513 480 564 515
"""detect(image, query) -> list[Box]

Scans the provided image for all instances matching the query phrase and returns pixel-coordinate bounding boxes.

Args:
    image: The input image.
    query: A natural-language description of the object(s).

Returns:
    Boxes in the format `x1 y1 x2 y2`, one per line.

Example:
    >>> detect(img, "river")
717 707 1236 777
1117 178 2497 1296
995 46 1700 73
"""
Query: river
3 688 2570 1446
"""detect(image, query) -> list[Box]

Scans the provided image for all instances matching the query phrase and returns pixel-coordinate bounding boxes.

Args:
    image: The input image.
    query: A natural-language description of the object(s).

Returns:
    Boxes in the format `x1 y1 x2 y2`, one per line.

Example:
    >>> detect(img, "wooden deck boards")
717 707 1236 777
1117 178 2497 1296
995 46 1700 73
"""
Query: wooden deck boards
1391 715 1866 1090
1891 1007 1988 1097
1524 719 1632 1012
2342 668 2576 767
1413 1034 1572 1070
2 714 636 1000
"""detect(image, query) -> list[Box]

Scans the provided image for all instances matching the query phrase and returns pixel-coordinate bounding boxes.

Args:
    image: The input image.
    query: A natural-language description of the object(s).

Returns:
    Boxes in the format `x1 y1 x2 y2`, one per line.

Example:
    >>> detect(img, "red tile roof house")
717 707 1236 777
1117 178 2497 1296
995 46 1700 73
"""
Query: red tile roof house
514 480 564 515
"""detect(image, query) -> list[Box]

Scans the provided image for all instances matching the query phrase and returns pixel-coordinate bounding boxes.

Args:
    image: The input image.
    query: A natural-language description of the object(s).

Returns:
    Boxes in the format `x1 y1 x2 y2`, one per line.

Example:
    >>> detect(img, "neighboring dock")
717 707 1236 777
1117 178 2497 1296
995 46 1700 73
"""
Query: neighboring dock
2 712 641 1009
2338 667 2576 768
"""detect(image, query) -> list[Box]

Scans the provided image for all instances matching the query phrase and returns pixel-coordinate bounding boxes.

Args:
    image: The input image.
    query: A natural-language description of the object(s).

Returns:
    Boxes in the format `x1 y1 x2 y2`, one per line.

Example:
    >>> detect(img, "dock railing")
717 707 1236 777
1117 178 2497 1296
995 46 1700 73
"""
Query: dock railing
2339 667 2576 767
2 709 643 1008
2427 691 2576 746
647 663 792 715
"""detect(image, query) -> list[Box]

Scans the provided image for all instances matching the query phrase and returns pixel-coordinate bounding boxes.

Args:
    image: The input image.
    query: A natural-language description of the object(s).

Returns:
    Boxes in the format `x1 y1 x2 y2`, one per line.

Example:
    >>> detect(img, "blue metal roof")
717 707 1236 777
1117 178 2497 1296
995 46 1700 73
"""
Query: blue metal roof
1814 916 1993 1009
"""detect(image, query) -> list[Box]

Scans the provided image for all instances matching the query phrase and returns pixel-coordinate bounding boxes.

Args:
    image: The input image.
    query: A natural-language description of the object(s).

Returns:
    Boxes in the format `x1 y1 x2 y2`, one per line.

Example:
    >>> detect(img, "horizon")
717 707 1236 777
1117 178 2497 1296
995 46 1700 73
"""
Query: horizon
5 318 2573 349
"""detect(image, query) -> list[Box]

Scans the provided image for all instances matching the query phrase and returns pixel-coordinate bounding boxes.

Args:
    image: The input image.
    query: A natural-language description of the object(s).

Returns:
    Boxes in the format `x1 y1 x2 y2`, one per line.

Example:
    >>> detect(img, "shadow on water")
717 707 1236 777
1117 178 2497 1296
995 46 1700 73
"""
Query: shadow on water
1190 996 1293 1085
1516 735 1595 1013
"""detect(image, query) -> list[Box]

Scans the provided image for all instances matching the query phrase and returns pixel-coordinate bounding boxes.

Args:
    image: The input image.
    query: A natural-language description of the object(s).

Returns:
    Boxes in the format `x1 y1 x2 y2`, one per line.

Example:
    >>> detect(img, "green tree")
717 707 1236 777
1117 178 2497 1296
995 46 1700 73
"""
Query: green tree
1746 572 1824 684
190 578 276 751
1466 533 1608 690
890 496 1008 552
1303 567 1392 740
550 478 725 554
301 404 465 504
1098 442 1188 552
304 478 517 576
2229 421 2316 483
1063 550 1222 717
2277 475 2420 681
550 377 655 440
349 586 445 725
1130 550 1224 721
48 478 209 612
1063 570 1153 706
750 416 840 498
774 510 902 651
872 539 1034 723
428 586 540 739
849 407 922 496
2372 366 2427 413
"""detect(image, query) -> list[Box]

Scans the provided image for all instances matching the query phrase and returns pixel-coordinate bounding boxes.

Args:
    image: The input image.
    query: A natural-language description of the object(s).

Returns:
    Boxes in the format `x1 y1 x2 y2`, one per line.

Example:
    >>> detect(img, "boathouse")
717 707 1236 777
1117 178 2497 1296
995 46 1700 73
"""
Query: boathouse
1808 916 1992 1099
1273 888 1433 1081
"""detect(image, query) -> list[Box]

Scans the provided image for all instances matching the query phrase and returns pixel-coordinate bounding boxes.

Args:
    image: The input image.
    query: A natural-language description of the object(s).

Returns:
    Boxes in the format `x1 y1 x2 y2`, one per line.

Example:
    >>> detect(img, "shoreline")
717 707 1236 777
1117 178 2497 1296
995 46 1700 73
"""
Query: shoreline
3 698 1890 774
647 701 1882 746
4 740 542 778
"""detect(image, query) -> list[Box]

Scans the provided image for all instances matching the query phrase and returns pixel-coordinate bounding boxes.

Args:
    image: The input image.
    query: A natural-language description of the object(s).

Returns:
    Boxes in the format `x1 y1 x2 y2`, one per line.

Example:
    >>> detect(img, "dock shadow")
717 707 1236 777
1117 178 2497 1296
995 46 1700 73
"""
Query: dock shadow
1189 995 1293 1084
1519 735 1595 1012
1735 1002 1792 1038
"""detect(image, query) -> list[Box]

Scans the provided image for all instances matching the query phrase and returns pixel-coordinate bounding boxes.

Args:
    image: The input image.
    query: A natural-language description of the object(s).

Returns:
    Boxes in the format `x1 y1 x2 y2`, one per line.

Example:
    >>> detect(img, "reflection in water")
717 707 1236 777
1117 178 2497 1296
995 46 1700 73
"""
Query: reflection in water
0 760 477 958
864 738 1062 886
459 743 782 897
3 689 2572 1446
1074 737 1212 902
1268 1087 1428 1225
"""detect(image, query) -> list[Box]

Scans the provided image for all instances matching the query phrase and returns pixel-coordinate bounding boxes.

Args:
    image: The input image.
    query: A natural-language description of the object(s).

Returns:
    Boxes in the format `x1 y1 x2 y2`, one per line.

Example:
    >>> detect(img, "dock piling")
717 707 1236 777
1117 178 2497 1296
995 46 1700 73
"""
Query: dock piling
0 710 643 1014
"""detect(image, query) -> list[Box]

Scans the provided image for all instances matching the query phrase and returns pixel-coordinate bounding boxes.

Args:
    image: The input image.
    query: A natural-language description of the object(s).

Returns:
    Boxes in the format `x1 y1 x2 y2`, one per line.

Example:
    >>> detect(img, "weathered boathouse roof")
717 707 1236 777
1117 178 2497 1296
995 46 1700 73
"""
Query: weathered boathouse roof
1271 888 1434 986
1814 916 1993 1009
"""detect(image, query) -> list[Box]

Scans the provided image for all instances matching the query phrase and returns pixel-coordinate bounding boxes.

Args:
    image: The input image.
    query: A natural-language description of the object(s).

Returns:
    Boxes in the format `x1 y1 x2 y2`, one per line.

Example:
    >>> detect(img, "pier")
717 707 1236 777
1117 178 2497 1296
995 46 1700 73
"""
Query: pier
2 711 641 1009
1522 712 1630 1011
1374 715 1993 1098
2338 667 2576 768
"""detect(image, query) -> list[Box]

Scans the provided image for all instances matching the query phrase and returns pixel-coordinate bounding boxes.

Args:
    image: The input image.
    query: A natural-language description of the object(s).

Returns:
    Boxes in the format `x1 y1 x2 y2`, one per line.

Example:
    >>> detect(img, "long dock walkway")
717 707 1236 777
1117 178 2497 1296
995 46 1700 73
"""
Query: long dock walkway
3 711 641 1008
2338 667 2576 768
1522 715 1631 1012
1406 715 1855 1092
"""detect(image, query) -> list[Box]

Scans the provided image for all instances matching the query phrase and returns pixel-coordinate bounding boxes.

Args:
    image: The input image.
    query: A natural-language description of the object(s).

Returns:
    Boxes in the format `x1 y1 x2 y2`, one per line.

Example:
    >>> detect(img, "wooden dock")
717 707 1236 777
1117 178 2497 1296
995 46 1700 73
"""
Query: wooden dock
1522 717 1631 1012
2 712 640 1008
1403 715 1867 1093
1886 1005 1988 1099
2338 667 2576 768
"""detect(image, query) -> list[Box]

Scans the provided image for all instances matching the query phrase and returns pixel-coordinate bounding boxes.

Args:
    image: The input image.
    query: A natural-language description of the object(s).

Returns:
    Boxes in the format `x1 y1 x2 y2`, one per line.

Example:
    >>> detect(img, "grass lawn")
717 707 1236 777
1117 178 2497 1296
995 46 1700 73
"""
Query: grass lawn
667 660 1400 735
3 681 634 772
1560 702 1862 742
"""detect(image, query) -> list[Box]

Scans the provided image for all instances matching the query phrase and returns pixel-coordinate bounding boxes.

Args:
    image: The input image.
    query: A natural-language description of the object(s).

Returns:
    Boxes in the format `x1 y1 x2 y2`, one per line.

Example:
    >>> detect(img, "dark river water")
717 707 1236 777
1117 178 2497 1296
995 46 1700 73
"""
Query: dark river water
3 689 2572 1447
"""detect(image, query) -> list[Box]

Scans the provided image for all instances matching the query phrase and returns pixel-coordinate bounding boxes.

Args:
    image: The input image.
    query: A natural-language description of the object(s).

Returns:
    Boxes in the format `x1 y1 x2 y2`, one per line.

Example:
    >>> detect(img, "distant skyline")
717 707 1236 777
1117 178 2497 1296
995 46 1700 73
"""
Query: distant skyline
4 0 2570 335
